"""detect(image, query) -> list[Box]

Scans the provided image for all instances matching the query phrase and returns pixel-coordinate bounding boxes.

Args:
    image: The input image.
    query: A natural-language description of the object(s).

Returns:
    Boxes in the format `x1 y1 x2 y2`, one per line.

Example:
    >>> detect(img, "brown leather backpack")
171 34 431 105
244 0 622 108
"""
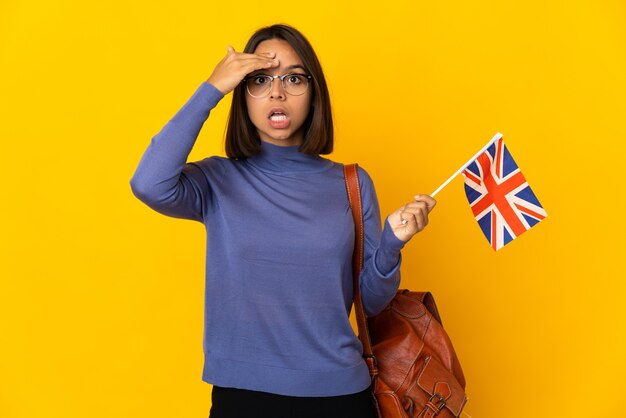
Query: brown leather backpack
344 164 468 418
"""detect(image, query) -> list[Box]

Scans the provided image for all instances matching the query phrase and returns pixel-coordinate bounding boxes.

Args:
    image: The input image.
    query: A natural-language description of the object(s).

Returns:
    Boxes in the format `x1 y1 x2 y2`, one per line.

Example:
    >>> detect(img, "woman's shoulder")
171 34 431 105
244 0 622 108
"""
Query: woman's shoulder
186 156 231 183
190 155 229 170
191 155 265 176
356 164 373 182
329 160 377 196
339 161 375 187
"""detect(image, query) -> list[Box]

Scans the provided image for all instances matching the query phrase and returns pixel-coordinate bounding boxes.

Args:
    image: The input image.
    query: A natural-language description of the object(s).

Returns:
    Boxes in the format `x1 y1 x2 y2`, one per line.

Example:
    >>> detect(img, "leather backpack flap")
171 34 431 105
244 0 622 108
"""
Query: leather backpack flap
416 355 468 416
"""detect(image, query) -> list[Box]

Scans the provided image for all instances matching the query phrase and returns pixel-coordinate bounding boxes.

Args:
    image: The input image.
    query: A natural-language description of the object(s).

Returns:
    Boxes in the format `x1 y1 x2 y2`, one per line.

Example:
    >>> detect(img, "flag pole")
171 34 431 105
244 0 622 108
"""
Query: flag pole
430 132 503 197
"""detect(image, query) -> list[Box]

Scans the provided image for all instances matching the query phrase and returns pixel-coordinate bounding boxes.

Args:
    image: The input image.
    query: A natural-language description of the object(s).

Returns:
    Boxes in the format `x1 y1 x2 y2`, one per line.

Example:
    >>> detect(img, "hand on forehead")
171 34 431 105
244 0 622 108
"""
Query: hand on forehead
254 39 304 72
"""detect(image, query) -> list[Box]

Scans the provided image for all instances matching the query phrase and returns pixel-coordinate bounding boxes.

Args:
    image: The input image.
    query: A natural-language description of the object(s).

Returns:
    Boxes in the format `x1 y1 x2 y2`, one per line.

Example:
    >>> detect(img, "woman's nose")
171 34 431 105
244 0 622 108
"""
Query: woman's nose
269 78 286 99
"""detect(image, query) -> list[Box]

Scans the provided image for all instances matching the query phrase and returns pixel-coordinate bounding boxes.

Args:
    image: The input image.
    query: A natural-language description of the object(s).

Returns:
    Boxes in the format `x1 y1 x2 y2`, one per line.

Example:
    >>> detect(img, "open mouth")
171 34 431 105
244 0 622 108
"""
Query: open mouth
269 113 288 121
268 110 288 121
267 109 290 129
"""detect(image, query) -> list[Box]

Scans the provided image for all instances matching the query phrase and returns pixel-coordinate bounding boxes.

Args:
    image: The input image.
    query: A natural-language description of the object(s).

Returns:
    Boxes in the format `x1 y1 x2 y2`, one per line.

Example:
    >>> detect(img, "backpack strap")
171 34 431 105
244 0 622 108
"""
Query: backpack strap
343 163 378 378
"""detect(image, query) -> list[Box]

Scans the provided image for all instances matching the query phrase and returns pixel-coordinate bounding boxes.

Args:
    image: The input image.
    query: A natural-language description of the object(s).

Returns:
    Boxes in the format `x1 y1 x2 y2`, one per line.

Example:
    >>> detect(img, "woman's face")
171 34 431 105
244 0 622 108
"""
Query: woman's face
245 39 312 147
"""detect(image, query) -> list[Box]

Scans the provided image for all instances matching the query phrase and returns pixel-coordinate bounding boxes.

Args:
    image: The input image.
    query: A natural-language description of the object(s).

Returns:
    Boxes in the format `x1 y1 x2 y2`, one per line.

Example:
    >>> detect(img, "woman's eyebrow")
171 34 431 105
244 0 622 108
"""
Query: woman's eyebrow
285 64 306 72
248 64 306 76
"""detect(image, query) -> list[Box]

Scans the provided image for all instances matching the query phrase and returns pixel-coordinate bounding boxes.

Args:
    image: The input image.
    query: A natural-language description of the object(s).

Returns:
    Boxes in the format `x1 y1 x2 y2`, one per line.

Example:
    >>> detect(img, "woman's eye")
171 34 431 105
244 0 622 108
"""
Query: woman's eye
287 75 302 84
253 76 270 85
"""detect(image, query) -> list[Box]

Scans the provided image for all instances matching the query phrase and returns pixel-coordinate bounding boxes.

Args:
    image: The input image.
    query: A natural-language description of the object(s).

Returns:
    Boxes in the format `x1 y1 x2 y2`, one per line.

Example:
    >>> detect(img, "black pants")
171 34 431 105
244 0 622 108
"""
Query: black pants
209 385 377 418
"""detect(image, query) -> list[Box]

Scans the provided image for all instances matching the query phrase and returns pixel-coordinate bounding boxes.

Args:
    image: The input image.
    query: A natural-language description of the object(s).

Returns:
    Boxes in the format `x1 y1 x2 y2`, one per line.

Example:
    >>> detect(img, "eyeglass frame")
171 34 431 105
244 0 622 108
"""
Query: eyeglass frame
243 73 313 98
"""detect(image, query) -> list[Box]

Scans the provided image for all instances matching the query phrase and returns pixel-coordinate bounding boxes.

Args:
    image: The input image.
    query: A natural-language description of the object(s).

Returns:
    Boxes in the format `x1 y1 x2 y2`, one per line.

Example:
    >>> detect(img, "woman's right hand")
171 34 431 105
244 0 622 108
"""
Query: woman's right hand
207 46 279 95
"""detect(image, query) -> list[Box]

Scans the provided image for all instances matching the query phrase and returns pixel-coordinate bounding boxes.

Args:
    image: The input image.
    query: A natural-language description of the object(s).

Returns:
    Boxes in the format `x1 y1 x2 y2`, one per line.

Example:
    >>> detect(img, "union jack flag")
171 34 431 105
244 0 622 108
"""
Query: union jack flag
462 135 547 251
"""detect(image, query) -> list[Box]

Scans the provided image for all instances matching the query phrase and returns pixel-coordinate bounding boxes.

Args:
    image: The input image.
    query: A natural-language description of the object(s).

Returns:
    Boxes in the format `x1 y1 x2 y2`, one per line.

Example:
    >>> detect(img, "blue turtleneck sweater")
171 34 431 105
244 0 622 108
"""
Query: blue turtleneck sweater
130 82 405 397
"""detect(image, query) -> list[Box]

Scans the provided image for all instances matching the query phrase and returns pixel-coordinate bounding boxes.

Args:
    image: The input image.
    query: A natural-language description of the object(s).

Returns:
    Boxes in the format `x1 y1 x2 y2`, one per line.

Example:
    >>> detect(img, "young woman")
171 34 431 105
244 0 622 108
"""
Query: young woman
131 24 436 418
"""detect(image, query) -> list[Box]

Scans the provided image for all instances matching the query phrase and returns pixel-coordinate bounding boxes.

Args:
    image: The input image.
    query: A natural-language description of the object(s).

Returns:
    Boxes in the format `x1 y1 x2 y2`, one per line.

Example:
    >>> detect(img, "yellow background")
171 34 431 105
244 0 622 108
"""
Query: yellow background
2 0 625 417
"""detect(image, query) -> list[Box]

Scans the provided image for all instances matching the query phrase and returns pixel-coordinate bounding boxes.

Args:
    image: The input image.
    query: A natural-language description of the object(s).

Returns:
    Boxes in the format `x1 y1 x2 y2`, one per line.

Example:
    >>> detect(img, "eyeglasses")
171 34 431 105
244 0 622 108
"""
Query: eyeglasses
244 73 312 98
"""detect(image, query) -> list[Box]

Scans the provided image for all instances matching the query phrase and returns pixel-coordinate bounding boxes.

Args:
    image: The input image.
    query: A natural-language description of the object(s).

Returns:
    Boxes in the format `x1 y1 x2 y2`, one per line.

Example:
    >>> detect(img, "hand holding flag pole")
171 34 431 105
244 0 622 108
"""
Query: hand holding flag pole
398 135 502 227
430 133 503 197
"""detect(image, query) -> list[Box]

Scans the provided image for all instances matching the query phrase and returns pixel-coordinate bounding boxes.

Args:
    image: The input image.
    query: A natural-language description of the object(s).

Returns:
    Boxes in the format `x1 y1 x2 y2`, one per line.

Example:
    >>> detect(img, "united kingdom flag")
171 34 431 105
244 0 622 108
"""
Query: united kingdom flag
462 135 547 251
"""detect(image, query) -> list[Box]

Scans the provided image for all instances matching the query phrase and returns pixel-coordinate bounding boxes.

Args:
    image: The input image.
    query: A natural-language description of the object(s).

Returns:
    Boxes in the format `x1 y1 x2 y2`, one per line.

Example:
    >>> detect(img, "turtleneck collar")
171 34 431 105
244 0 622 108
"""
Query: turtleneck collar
246 141 334 174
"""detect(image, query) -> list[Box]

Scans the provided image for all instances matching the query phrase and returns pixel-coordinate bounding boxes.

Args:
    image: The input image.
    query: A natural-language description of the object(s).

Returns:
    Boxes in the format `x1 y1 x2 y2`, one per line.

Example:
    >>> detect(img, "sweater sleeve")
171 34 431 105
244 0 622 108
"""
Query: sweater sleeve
130 82 224 222
357 167 406 316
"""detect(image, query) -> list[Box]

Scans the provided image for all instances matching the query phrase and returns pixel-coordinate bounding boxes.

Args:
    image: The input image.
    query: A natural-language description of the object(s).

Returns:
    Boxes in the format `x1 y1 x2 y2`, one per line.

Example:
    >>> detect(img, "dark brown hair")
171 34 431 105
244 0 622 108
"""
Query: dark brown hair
225 24 333 158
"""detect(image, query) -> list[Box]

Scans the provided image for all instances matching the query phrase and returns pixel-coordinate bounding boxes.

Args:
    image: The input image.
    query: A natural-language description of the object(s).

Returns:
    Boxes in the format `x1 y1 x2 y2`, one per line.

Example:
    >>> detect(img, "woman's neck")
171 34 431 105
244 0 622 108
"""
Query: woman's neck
246 140 333 174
